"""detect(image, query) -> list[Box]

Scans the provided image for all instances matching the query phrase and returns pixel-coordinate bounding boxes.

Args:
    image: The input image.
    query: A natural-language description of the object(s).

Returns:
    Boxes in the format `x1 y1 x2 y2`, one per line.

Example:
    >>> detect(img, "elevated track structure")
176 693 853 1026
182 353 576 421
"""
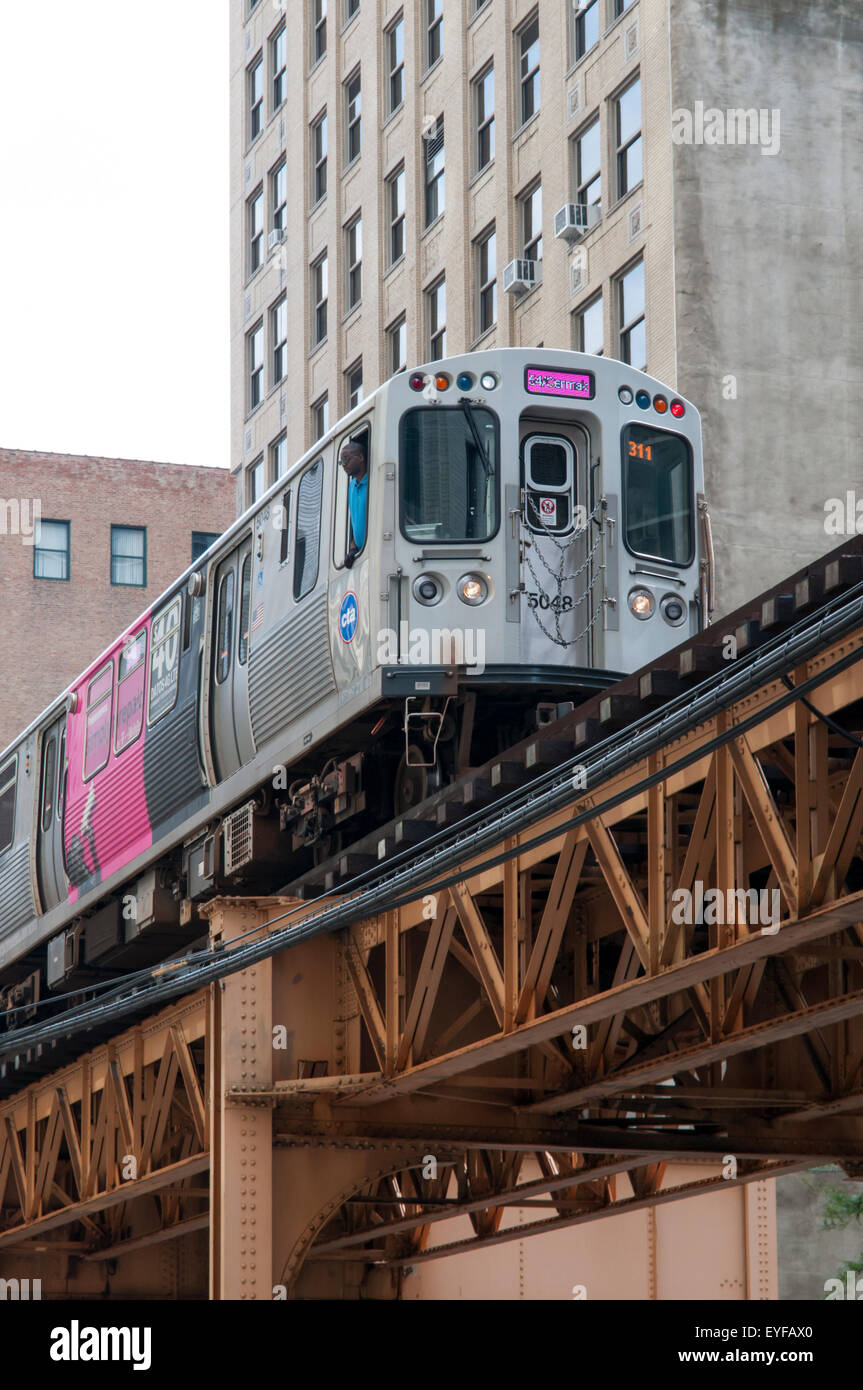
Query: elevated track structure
3 540 863 1297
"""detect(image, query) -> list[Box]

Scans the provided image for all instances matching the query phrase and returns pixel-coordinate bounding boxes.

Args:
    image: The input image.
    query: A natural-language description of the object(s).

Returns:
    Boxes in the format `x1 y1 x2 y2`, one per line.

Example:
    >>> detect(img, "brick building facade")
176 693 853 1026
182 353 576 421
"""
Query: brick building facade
0 450 235 751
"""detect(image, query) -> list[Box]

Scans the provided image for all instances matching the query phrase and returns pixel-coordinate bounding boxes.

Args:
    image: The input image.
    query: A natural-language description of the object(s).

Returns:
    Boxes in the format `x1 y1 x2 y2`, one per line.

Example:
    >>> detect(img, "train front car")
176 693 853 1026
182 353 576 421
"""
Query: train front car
372 347 706 793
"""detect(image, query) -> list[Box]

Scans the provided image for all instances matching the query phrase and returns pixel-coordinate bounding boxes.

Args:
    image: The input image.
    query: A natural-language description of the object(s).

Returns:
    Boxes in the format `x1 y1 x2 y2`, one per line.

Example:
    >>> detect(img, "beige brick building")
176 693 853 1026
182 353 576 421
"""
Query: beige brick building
230 0 863 616
0 451 235 752
231 0 665 510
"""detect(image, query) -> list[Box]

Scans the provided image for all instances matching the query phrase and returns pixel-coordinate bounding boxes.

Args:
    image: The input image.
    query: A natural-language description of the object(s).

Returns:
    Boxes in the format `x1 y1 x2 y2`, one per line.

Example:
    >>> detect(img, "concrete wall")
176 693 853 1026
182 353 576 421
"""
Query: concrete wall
776 1169 863 1301
671 0 863 615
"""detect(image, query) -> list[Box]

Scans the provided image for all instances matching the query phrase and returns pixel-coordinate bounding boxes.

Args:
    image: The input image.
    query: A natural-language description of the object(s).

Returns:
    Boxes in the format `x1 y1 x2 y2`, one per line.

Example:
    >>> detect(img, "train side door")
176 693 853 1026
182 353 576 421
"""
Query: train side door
210 538 255 781
519 421 593 667
36 714 67 910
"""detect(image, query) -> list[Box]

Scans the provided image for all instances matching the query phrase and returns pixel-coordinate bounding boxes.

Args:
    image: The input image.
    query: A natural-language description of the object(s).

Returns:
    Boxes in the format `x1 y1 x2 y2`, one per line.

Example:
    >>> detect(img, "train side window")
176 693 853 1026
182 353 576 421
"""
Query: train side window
294 461 323 601
216 570 236 683
57 730 66 823
41 736 57 832
148 596 182 725
523 434 575 535
83 663 114 781
278 489 291 565
115 630 148 754
0 757 17 853
333 425 370 568
238 555 252 665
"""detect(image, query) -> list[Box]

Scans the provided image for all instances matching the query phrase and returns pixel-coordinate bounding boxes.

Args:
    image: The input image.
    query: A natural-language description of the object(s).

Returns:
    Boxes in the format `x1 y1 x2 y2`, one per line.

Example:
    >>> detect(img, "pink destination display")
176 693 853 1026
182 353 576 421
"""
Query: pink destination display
524 366 595 399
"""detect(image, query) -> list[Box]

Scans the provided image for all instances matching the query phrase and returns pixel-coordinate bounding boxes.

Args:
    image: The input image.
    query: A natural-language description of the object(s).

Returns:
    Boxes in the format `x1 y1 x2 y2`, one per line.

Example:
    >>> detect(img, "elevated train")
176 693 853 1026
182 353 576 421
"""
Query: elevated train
0 348 710 1011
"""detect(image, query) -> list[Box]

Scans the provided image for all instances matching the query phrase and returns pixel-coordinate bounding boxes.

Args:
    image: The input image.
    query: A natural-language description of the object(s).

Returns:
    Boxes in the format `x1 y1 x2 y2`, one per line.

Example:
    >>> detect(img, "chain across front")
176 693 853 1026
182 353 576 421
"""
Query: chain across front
521 501 606 648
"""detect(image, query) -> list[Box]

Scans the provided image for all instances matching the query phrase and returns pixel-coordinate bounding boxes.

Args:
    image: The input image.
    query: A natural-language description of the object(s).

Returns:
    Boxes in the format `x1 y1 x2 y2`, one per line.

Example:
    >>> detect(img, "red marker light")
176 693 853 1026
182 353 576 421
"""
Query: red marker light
409 373 426 391
670 399 685 418
653 395 668 414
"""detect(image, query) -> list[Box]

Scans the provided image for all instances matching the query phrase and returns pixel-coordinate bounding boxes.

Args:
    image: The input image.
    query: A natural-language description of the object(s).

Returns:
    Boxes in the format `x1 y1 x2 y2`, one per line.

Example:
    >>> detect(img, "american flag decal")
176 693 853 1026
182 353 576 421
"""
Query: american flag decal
251 603 264 633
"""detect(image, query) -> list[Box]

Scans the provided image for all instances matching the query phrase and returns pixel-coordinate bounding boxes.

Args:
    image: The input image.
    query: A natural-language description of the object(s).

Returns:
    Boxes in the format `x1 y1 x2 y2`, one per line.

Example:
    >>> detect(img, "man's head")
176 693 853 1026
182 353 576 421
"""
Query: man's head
339 440 367 481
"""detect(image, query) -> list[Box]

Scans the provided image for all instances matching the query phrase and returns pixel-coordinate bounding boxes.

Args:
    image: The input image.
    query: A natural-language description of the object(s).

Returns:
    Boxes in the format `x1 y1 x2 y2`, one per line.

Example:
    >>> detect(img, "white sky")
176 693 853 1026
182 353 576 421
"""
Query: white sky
0 1 230 471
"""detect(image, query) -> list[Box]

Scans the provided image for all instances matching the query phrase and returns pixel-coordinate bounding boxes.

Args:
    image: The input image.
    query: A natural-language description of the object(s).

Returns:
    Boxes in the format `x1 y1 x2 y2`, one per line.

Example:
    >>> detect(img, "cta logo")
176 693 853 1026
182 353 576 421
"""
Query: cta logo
339 591 359 643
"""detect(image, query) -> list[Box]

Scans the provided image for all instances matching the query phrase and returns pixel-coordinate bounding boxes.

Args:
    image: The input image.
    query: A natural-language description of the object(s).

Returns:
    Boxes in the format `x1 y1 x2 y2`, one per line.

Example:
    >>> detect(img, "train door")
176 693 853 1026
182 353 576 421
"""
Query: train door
36 714 67 910
519 419 594 669
210 538 255 781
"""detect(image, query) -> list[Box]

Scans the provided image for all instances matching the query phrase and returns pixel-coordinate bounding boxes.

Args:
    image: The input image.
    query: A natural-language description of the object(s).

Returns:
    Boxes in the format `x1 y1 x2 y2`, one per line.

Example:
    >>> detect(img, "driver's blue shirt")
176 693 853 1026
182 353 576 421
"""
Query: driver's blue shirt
348 472 368 550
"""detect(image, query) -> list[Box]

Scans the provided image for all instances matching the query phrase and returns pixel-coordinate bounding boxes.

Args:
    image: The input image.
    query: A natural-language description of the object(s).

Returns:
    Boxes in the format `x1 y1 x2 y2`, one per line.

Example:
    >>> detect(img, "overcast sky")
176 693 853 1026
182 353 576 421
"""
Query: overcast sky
0 1 230 471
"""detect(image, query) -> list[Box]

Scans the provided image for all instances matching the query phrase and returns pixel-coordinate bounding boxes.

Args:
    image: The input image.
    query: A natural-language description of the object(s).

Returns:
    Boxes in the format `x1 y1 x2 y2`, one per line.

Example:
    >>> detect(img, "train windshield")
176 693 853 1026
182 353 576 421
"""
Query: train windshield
622 424 693 567
400 406 498 543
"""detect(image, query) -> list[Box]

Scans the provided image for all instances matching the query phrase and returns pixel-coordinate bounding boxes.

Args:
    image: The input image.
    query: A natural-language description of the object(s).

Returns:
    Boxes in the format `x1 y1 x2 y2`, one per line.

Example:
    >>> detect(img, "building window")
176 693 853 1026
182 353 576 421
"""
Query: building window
475 65 494 172
271 433 288 482
34 519 70 580
271 24 286 110
427 276 446 358
474 0 490 10
574 117 601 214
476 226 497 335
426 0 443 69
271 159 287 235
573 294 603 355
517 13 540 127
618 259 645 368
248 187 263 275
313 394 329 440
389 315 407 374
312 253 328 345
247 55 263 143
346 359 363 410
313 0 327 63
614 0 636 16
111 525 146 587
345 69 361 164
345 215 362 310
191 531 219 562
271 295 288 385
386 14 404 114
246 456 265 507
521 181 542 262
345 0 360 20
387 164 405 265
572 0 599 63
615 76 642 197
311 111 327 205
248 321 264 410
424 116 444 227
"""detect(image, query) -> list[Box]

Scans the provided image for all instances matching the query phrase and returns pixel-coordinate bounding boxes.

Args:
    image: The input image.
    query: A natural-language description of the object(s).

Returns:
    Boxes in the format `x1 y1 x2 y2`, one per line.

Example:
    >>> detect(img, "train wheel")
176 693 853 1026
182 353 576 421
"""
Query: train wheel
394 747 440 817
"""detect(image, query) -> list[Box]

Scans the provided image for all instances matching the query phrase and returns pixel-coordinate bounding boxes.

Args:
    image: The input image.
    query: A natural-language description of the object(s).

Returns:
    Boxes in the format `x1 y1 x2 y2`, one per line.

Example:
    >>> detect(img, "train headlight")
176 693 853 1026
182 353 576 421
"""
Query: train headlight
457 573 488 606
628 588 655 620
413 574 444 606
660 593 687 626
480 372 498 391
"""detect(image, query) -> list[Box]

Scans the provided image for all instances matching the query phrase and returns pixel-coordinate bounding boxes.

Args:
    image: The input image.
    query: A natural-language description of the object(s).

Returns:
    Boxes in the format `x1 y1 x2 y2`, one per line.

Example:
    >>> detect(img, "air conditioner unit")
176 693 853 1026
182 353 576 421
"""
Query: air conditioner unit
553 202 600 243
268 228 286 252
503 258 539 296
